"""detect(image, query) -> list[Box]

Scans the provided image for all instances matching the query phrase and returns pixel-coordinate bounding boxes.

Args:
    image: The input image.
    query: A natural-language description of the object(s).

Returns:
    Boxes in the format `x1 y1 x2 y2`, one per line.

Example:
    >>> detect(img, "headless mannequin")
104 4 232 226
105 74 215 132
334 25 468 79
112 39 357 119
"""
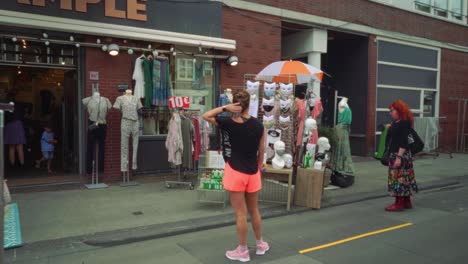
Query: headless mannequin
114 89 143 173
316 137 331 161
225 88 233 103
83 90 112 175
272 141 286 169
339 97 349 113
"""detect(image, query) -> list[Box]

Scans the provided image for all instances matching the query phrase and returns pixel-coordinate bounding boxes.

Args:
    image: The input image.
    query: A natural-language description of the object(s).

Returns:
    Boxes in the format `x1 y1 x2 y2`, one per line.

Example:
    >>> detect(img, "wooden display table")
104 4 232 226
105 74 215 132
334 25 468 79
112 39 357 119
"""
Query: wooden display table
263 165 293 211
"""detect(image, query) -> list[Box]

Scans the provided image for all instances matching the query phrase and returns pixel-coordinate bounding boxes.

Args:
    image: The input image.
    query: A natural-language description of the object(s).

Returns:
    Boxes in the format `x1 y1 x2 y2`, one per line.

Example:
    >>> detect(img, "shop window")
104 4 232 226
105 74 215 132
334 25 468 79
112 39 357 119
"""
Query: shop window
378 41 438 68
415 0 432 13
434 0 449 17
423 91 437 117
376 111 393 131
378 64 437 89
451 0 464 20
176 58 194 81
377 88 422 109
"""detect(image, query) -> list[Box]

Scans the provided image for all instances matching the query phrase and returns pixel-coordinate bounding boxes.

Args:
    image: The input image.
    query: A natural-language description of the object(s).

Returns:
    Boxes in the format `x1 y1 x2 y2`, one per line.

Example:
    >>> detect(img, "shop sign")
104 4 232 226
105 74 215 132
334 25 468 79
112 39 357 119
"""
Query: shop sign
17 0 147 21
89 71 99 81
168 96 190 109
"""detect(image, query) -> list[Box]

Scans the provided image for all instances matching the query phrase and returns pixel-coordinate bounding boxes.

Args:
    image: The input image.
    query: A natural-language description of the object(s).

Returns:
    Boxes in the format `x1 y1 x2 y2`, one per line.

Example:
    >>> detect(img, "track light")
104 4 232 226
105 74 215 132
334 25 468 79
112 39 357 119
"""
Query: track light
170 47 174 52
102 45 108 52
75 43 80 48
128 49 134 55
69 35 74 42
172 51 177 56
96 39 101 44
148 44 152 49
42 32 48 39
227 56 239 66
45 41 50 46
108 43 119 56
12 37 17 42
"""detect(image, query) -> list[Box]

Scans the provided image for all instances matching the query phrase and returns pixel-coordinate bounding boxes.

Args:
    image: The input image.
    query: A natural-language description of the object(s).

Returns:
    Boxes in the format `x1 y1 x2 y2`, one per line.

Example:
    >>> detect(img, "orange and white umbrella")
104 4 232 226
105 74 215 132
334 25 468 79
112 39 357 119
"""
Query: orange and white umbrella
256 60 323 84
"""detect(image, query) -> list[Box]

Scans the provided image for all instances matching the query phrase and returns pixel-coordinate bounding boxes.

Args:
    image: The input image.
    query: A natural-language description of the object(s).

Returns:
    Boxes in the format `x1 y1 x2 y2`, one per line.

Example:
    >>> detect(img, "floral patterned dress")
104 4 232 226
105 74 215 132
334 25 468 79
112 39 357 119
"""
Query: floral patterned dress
387 120 419 197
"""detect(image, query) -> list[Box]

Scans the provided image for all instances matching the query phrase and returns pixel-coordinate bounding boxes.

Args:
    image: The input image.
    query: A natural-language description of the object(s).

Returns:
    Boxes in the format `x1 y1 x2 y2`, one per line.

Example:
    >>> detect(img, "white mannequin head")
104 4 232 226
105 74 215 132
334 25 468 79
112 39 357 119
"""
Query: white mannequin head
272 141 286 169
279 83 293 97
283 154 293 169
225 88 232 95
246 81 260 95
264 82 277 97
317 137 331 154
304 118 317 135
125 89 132 96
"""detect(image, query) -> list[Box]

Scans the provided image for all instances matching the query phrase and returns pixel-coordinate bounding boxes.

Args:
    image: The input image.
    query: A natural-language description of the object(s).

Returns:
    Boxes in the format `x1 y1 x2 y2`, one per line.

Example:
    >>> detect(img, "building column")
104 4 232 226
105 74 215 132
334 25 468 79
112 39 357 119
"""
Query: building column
307 51 321 97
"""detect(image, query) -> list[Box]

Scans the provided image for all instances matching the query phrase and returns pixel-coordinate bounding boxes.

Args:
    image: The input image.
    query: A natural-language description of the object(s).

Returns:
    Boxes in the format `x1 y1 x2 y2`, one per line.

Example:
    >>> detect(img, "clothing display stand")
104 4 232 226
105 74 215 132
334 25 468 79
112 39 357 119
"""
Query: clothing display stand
85 145 108 189
165 165 194 190
120 171 139 187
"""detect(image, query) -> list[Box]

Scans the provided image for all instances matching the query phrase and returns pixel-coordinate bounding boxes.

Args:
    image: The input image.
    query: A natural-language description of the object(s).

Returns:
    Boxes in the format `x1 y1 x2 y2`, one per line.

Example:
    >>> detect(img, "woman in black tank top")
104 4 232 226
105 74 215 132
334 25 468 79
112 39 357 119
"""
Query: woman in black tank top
203 90 269 261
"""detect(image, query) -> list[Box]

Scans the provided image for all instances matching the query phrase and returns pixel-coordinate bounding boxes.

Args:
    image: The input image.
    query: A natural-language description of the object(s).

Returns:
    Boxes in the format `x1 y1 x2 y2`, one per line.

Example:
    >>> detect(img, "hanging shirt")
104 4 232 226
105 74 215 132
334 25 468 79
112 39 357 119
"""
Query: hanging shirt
113 95 143 121
133 57 145 99
165 114 183 166
142 58 153 108
82 96 112 124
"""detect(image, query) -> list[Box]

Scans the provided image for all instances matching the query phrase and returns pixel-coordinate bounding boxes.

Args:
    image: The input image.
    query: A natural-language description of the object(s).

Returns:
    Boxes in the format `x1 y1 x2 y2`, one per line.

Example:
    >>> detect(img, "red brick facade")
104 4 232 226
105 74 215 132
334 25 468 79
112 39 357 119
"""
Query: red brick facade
242 0 468 46
84 45 135 181
220 7 282 90
439 49 468 150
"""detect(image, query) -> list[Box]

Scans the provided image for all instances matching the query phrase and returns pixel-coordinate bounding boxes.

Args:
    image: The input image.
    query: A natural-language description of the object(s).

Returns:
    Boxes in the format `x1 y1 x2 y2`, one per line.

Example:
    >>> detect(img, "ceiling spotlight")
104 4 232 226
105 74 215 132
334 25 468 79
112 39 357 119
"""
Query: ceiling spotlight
128 49 134 55
108 43 119 56
148 44 152 49
170 47 174 52
17 70 21 74
75 43 80 48
193 58 197 63
102 45 108 52
12 37 17 42
96 38 101 44
198 45 202 52
69 36 74 42
42 32 48 39
45 41 50 46
227 56 239 66
61 61 65 65
172 51 177 56
205 51 208 55
57 82 61 86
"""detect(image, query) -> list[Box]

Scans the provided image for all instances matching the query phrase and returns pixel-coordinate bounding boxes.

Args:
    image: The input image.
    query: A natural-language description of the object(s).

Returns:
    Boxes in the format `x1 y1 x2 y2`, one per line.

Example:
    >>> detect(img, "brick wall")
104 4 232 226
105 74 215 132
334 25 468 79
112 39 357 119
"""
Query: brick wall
439 49 468 151
220 7 282 90
241 0 468 47
84 45 135 182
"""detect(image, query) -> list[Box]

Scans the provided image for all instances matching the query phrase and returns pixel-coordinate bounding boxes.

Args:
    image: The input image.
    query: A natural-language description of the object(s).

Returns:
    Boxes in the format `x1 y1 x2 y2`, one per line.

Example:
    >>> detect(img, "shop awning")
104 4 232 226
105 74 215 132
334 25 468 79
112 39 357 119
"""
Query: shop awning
0 9 236 51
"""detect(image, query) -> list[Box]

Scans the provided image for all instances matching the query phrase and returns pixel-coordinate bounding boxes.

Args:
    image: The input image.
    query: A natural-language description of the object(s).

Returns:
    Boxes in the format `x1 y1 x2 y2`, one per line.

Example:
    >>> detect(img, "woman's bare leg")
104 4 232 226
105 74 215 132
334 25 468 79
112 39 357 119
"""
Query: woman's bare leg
246 191 262 240
16 144 24 165
229 191 248 246
8 145 15 165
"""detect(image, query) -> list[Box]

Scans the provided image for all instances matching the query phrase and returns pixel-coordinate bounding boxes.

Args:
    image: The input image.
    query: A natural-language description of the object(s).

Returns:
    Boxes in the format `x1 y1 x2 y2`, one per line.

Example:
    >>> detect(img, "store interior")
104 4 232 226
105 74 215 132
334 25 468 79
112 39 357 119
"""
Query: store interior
1 66 79 186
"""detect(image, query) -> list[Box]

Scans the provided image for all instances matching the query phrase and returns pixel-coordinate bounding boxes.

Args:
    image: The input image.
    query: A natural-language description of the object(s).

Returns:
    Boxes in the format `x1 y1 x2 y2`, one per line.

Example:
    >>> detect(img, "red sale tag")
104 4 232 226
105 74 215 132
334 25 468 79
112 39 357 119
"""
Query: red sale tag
168 96 190 109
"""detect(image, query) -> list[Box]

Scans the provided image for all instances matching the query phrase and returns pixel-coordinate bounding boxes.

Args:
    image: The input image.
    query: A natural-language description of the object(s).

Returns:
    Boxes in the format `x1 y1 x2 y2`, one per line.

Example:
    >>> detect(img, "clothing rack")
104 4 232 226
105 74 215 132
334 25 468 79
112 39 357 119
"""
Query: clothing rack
165 109 196 190
414 116 453 159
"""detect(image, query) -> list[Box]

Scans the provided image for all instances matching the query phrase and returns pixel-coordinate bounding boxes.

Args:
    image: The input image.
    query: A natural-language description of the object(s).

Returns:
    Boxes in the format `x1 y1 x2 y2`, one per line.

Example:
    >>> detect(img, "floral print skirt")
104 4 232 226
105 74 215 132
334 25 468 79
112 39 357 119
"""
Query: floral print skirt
388 152 418 197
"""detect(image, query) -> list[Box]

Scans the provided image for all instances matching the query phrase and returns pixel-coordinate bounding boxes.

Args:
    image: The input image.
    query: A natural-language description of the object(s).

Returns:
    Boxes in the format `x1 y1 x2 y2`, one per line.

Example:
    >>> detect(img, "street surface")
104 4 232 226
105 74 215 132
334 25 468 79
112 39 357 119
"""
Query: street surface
6 184 468 264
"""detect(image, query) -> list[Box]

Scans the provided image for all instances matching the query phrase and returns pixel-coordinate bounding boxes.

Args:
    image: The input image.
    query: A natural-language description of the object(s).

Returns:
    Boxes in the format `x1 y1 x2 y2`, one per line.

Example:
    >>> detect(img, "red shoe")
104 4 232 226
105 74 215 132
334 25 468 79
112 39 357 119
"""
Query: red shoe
403 197 413 209
385 197 405 211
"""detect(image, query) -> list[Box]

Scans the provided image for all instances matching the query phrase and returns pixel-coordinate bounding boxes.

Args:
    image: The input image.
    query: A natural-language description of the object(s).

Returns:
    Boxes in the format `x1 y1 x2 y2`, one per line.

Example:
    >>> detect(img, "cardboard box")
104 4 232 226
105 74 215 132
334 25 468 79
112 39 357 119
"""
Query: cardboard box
294 168 325 209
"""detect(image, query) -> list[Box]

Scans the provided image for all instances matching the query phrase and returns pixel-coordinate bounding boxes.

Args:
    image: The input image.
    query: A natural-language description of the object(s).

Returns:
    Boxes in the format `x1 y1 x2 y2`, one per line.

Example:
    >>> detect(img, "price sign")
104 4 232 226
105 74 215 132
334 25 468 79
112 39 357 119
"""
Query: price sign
168 96 190 109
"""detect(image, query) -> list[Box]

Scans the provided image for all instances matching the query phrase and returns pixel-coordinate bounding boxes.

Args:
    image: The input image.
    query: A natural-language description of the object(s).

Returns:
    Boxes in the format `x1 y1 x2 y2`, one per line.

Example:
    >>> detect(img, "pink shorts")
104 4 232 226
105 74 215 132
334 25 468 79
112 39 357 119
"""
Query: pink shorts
223 162 262 193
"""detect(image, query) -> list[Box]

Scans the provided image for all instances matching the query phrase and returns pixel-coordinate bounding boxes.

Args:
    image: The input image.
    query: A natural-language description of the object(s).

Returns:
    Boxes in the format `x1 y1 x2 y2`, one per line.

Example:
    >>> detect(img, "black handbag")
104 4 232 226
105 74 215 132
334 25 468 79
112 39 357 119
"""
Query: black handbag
408 128 424 154
380 136 391 166
331 171 355 188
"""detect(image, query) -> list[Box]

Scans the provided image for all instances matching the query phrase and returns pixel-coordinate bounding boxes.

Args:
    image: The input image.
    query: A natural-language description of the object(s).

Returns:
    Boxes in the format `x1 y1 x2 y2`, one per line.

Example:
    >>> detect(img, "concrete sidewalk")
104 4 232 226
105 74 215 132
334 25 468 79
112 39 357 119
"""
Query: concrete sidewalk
9 153 468 247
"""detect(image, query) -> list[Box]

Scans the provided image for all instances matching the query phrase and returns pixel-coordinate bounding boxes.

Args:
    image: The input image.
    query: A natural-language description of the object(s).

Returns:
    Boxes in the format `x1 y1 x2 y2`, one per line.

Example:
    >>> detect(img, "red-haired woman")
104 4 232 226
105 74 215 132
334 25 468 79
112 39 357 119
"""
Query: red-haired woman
385 100 419 211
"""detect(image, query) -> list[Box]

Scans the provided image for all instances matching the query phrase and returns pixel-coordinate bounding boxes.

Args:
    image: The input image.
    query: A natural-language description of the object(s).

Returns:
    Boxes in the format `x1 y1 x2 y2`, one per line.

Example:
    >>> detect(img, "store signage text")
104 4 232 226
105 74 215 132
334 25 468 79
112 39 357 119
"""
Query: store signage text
168 96 190 109
17 0 148 21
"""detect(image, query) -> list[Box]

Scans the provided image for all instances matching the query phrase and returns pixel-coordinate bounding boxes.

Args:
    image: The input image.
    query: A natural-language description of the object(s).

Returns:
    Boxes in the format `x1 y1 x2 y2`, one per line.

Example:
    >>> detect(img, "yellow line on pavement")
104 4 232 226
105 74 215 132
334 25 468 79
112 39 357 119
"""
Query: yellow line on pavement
299 223 414 254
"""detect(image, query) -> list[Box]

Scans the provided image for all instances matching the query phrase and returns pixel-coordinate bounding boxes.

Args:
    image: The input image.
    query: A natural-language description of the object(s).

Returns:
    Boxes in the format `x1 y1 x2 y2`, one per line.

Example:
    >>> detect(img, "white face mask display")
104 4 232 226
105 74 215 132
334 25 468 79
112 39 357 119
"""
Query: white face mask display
246 80 260 95
279 83 293 97
280 98 292 114
264 82 277 97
